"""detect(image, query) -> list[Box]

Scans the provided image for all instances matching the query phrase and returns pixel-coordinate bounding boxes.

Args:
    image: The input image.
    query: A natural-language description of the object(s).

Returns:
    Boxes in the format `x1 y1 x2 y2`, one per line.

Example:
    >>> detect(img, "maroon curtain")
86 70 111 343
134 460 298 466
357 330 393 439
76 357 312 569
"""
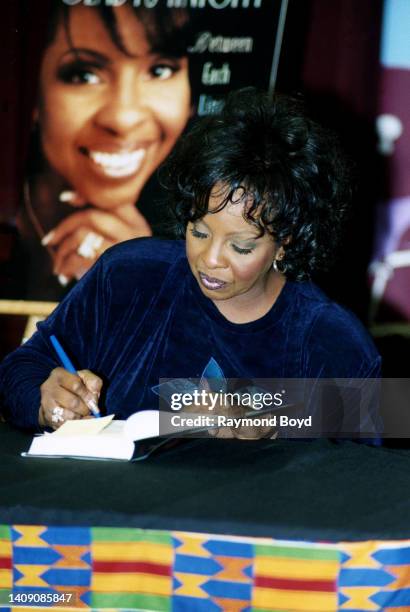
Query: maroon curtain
279 0 384 320
0 0 53 222
302 0 383 119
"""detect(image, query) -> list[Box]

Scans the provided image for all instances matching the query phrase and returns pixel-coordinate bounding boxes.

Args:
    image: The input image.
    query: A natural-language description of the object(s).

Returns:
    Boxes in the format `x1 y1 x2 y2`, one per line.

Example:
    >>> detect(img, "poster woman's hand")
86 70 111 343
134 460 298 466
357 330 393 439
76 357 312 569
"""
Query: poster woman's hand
43 202 152 283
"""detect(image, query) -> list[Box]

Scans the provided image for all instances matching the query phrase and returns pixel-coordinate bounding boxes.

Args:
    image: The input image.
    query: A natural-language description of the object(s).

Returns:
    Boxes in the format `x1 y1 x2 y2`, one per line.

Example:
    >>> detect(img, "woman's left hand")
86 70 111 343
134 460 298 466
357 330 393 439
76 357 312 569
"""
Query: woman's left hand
43 202 152 282
183 383 277 440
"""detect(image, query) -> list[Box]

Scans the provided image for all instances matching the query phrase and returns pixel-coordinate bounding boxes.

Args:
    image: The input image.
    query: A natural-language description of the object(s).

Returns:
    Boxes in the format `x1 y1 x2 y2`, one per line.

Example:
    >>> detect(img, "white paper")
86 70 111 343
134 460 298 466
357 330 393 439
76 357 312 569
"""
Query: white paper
52 414 115 437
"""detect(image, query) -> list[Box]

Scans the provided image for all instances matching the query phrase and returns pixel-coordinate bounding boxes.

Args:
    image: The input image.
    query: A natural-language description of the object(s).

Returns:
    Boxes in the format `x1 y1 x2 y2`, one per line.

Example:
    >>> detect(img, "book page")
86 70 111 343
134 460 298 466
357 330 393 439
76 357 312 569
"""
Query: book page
123 410 160 441
24 415 133 460
53 415 115 437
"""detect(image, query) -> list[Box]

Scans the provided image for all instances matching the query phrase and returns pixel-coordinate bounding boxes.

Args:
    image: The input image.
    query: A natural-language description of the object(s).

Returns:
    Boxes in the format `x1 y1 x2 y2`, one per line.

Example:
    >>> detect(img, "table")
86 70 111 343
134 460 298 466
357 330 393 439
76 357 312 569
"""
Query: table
1 423 410 611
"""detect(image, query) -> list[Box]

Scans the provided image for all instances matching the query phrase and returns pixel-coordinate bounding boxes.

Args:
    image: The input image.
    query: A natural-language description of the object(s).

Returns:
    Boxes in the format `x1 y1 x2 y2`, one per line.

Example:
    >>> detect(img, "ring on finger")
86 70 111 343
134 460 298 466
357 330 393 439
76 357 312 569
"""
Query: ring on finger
77 232 104 259
51 406 65 423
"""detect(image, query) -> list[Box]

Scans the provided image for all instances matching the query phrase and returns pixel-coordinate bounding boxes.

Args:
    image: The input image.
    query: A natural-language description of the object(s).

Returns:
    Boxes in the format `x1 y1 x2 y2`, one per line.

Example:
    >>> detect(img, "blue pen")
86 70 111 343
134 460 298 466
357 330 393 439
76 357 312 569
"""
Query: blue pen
49 335 101 418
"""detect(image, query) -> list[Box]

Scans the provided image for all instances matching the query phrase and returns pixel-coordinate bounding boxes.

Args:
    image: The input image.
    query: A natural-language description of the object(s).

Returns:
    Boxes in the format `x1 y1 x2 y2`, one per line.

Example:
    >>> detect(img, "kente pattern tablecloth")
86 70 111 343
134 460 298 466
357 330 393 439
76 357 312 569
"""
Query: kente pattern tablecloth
1 524 410 611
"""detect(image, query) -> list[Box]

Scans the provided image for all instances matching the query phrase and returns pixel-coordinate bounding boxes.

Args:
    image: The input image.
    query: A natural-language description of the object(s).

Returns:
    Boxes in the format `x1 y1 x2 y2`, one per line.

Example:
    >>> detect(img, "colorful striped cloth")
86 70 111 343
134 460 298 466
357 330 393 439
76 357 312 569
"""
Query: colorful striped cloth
1 524 410 611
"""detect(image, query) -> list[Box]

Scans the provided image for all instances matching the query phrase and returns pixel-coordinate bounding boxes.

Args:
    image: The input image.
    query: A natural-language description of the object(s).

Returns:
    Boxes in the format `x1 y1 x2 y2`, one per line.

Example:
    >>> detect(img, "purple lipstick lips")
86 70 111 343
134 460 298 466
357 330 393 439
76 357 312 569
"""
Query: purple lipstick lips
199 272 228 291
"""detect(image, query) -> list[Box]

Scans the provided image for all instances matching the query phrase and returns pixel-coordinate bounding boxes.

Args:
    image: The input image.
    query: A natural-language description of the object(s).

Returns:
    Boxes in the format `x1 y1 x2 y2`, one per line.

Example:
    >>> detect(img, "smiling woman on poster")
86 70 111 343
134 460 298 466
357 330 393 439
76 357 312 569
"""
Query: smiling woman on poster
4 0 192 299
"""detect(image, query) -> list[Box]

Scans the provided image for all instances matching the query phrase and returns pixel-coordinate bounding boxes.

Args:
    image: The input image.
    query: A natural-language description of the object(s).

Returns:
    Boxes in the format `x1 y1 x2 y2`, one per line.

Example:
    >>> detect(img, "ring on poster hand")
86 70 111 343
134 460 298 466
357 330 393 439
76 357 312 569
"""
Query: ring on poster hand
77 232 104 259
51 406 65 423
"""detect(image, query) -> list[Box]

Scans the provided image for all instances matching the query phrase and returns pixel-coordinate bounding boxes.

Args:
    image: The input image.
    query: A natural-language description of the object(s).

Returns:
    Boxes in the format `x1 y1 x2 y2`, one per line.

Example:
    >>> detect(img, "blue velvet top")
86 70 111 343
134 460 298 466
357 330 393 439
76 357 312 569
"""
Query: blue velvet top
0 238 381 433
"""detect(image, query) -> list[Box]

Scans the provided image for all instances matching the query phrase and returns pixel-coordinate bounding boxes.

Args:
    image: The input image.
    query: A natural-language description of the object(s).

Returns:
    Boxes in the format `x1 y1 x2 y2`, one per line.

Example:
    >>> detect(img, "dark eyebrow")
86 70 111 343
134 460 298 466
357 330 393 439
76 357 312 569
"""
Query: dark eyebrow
59 46 164 64
228 232 259 240
193 220 258 240
60 48 110 64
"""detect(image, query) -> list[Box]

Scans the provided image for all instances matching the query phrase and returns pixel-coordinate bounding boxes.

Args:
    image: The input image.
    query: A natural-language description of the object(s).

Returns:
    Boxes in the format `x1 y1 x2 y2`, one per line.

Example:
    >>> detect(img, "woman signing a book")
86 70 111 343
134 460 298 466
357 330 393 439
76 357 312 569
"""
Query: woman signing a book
0 89 382 439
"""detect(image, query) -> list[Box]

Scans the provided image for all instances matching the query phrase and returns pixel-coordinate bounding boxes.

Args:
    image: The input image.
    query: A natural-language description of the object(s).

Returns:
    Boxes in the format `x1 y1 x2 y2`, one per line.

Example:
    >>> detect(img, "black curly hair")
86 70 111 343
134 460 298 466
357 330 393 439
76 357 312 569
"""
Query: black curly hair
162 87 352 280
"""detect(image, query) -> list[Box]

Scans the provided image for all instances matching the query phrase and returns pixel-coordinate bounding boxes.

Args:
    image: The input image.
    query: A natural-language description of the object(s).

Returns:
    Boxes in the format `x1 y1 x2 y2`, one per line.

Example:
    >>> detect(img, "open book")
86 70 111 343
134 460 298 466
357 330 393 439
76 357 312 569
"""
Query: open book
23 411 172 462
22 404 285 461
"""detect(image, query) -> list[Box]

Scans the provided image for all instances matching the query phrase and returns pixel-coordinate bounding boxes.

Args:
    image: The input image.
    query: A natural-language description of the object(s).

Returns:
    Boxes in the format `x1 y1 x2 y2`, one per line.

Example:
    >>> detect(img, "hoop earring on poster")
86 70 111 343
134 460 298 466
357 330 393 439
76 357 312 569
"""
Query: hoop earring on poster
23 181 49 247
23 117 51 248
24 181 71 286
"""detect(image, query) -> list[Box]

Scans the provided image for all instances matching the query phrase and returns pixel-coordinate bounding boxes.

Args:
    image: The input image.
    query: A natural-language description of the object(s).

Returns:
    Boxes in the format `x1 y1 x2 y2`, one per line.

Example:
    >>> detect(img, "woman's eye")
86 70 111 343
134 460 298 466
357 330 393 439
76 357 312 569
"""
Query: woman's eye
149 63 178 80
232 244 254 255
190 228 208 239
57 62 102 85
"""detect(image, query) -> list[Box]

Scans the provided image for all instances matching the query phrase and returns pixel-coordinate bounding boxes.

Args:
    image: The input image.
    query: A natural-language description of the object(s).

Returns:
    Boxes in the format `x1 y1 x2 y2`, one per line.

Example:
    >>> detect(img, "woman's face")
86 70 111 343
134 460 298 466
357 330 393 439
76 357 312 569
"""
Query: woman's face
186 187 282 307
37 5 191 209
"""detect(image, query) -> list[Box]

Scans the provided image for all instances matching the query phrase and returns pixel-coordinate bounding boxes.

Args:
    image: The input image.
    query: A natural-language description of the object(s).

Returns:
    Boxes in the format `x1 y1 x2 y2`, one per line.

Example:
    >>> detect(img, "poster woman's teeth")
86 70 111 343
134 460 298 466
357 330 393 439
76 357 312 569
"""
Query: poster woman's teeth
88 149 146 177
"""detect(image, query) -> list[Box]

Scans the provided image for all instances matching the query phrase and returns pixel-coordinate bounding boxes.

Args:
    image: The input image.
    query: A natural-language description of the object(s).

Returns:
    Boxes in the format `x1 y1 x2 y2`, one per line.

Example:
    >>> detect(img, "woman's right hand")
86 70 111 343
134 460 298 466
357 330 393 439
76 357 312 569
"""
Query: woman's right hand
39 367 103 430
42 201 152 284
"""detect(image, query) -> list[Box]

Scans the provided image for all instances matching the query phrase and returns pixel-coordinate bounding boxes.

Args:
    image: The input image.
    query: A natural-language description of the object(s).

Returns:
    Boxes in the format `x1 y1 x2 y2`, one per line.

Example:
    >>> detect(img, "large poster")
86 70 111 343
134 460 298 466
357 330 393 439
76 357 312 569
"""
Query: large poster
369 0 410 328
0 0 286 305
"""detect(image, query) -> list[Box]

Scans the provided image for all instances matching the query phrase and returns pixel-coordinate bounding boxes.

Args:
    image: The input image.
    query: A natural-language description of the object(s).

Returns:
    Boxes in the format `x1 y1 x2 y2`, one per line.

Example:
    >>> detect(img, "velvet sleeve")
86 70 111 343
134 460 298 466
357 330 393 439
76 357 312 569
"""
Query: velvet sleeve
303 304 383 438
0 255 108 431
